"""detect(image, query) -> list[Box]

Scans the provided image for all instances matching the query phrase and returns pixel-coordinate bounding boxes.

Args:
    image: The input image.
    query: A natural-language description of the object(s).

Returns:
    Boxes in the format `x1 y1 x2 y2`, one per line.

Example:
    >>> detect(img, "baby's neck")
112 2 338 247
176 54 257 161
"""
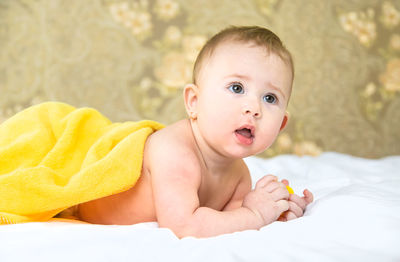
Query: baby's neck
188 119 238 175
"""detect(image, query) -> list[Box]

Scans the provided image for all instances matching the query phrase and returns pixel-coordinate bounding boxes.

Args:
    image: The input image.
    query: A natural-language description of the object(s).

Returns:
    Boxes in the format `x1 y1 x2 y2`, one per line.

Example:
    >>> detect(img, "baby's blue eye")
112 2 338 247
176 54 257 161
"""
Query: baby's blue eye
228 83 244 94
263 94 277 104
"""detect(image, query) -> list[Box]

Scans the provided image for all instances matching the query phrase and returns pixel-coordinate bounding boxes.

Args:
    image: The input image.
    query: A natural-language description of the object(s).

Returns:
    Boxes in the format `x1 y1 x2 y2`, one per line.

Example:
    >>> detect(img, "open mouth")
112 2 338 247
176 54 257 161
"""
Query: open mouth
235 128 253 138
235 127 254 145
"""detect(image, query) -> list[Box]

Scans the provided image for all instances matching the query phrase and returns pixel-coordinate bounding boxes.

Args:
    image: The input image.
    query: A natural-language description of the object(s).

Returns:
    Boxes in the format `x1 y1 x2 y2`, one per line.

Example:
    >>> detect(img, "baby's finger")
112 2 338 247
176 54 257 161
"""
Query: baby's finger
255 175 277 189
278 210 296 222
285 211 297 221
288 201 303 218
281 179 289 186
270 186 290 201
276 200 289 214
288 194 307 210
303 189 314 204
264 181 282 193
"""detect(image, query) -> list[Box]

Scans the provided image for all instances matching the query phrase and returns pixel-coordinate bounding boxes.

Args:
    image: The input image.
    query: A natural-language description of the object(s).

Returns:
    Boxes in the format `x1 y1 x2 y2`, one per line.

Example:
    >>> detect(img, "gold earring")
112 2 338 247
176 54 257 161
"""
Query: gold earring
190 112 197 120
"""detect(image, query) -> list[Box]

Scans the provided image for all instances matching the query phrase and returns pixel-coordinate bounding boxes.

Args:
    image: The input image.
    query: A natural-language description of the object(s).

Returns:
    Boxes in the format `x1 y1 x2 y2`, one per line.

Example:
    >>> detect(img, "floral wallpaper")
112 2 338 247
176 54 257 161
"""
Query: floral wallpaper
0 0 399 158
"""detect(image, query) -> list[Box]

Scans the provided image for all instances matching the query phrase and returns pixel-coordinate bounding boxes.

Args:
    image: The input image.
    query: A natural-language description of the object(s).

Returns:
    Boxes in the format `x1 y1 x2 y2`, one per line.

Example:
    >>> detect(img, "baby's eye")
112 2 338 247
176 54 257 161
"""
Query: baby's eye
228 83 244 94
263 94 277 104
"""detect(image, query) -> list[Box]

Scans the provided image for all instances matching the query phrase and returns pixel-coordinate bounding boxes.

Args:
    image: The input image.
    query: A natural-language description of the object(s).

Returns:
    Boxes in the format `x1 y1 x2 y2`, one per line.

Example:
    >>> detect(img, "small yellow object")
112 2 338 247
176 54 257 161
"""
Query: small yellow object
286 185 294 194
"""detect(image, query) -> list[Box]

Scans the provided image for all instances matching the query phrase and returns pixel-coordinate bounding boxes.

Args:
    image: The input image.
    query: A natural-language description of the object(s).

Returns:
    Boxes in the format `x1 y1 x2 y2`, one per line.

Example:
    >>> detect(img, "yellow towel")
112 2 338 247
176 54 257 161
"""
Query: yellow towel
0 102 164 224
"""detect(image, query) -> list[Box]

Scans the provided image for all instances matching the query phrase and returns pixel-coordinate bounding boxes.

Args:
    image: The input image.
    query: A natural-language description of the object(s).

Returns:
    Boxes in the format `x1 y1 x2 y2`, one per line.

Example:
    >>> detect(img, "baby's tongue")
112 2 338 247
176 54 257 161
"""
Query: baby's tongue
236 128 252 138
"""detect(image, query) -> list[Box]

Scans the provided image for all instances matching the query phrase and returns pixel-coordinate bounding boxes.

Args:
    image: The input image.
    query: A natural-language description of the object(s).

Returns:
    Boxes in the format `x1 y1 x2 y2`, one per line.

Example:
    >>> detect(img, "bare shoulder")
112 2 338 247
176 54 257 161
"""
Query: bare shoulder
143 119 201 182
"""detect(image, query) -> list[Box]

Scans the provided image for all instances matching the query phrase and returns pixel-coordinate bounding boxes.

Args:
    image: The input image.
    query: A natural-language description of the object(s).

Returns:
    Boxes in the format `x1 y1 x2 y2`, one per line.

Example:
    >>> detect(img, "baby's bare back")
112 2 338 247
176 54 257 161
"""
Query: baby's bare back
76 161 157 224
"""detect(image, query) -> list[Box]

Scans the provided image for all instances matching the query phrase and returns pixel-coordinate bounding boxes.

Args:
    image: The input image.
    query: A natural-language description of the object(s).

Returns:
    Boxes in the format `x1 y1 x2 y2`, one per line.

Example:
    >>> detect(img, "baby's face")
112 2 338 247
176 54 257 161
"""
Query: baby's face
194 41 292 158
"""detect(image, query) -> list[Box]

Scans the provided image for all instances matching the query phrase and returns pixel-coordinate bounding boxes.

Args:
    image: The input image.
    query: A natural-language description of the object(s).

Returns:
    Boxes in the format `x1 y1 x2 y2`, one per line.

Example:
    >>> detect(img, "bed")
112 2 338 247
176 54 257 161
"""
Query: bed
1 152 399 261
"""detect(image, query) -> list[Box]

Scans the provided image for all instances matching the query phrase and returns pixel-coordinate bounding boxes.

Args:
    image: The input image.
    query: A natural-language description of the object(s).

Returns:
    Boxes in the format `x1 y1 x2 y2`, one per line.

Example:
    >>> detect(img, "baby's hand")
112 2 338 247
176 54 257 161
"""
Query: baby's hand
242 175 290 227
278 179 314 222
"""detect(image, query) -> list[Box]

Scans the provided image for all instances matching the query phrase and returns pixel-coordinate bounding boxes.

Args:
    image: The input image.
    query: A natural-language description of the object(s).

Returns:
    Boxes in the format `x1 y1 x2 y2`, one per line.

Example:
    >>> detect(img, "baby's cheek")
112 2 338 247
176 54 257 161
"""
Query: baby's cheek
257 126 281 149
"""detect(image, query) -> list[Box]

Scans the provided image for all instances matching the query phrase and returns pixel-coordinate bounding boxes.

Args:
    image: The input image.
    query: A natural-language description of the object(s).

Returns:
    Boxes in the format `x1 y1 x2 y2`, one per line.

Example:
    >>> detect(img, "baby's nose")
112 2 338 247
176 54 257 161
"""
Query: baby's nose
242 104 261 118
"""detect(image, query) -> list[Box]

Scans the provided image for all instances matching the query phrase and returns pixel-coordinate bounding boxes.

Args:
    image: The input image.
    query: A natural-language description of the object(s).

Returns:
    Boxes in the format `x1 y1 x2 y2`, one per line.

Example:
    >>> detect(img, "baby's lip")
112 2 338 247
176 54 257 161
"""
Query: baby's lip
235 124 255 137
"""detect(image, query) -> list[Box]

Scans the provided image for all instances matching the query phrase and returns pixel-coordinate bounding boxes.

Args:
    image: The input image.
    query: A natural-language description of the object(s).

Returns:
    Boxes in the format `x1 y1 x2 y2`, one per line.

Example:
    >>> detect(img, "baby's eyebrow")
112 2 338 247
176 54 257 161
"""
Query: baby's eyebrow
224 73 250 81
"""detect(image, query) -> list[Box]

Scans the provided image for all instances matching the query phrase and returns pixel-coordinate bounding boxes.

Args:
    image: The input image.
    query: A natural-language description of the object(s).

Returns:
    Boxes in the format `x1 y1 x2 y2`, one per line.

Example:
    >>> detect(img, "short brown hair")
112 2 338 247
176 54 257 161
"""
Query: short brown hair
192 25 294 85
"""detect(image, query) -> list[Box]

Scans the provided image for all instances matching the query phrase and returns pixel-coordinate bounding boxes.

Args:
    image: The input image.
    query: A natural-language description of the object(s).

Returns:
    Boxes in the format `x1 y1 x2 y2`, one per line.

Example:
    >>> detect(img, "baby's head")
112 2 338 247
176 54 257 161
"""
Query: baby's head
184 26 294 157
192 26 294 94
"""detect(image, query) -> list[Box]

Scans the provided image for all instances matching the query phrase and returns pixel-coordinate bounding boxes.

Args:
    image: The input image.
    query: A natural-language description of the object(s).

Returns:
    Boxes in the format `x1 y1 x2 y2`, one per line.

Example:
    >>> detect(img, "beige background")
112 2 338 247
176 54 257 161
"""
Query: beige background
0 0 399 158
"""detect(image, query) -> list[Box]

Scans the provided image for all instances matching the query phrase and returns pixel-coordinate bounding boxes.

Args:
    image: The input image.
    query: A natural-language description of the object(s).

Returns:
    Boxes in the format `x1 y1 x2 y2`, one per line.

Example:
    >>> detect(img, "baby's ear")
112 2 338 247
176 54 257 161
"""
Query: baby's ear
183 83 199 120
279 112 289 132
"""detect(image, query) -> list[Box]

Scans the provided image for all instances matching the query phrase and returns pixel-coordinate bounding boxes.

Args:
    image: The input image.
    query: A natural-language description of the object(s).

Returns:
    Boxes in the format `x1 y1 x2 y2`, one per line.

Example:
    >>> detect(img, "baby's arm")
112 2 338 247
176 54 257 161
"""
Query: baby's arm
150 156 256 237
222 170 252 211
148 140 289 238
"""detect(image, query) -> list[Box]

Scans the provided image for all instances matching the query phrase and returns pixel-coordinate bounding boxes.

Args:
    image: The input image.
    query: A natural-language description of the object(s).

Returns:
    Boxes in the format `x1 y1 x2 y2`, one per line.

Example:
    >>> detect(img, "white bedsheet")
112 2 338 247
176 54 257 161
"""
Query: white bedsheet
1 152 399 262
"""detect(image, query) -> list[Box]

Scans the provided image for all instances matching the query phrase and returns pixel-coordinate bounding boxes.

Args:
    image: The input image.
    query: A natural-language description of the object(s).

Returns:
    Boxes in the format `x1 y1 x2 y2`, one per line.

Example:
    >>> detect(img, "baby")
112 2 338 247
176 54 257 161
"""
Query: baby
77 26 313 238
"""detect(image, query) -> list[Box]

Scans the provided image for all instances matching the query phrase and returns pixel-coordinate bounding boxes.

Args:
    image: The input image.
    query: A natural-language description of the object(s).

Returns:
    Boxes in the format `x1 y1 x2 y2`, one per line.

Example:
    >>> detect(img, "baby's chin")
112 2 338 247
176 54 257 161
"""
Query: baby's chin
221 146 262 160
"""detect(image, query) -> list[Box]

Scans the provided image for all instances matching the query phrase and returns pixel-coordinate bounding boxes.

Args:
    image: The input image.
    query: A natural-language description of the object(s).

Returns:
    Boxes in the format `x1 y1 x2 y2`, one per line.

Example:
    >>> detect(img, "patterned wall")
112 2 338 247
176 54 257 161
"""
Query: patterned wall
0 0 399 158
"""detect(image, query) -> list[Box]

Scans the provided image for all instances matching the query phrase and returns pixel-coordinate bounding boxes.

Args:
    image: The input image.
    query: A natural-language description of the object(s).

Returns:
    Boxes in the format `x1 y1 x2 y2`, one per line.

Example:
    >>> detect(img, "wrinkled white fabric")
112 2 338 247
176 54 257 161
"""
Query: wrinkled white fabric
1 152 399 262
